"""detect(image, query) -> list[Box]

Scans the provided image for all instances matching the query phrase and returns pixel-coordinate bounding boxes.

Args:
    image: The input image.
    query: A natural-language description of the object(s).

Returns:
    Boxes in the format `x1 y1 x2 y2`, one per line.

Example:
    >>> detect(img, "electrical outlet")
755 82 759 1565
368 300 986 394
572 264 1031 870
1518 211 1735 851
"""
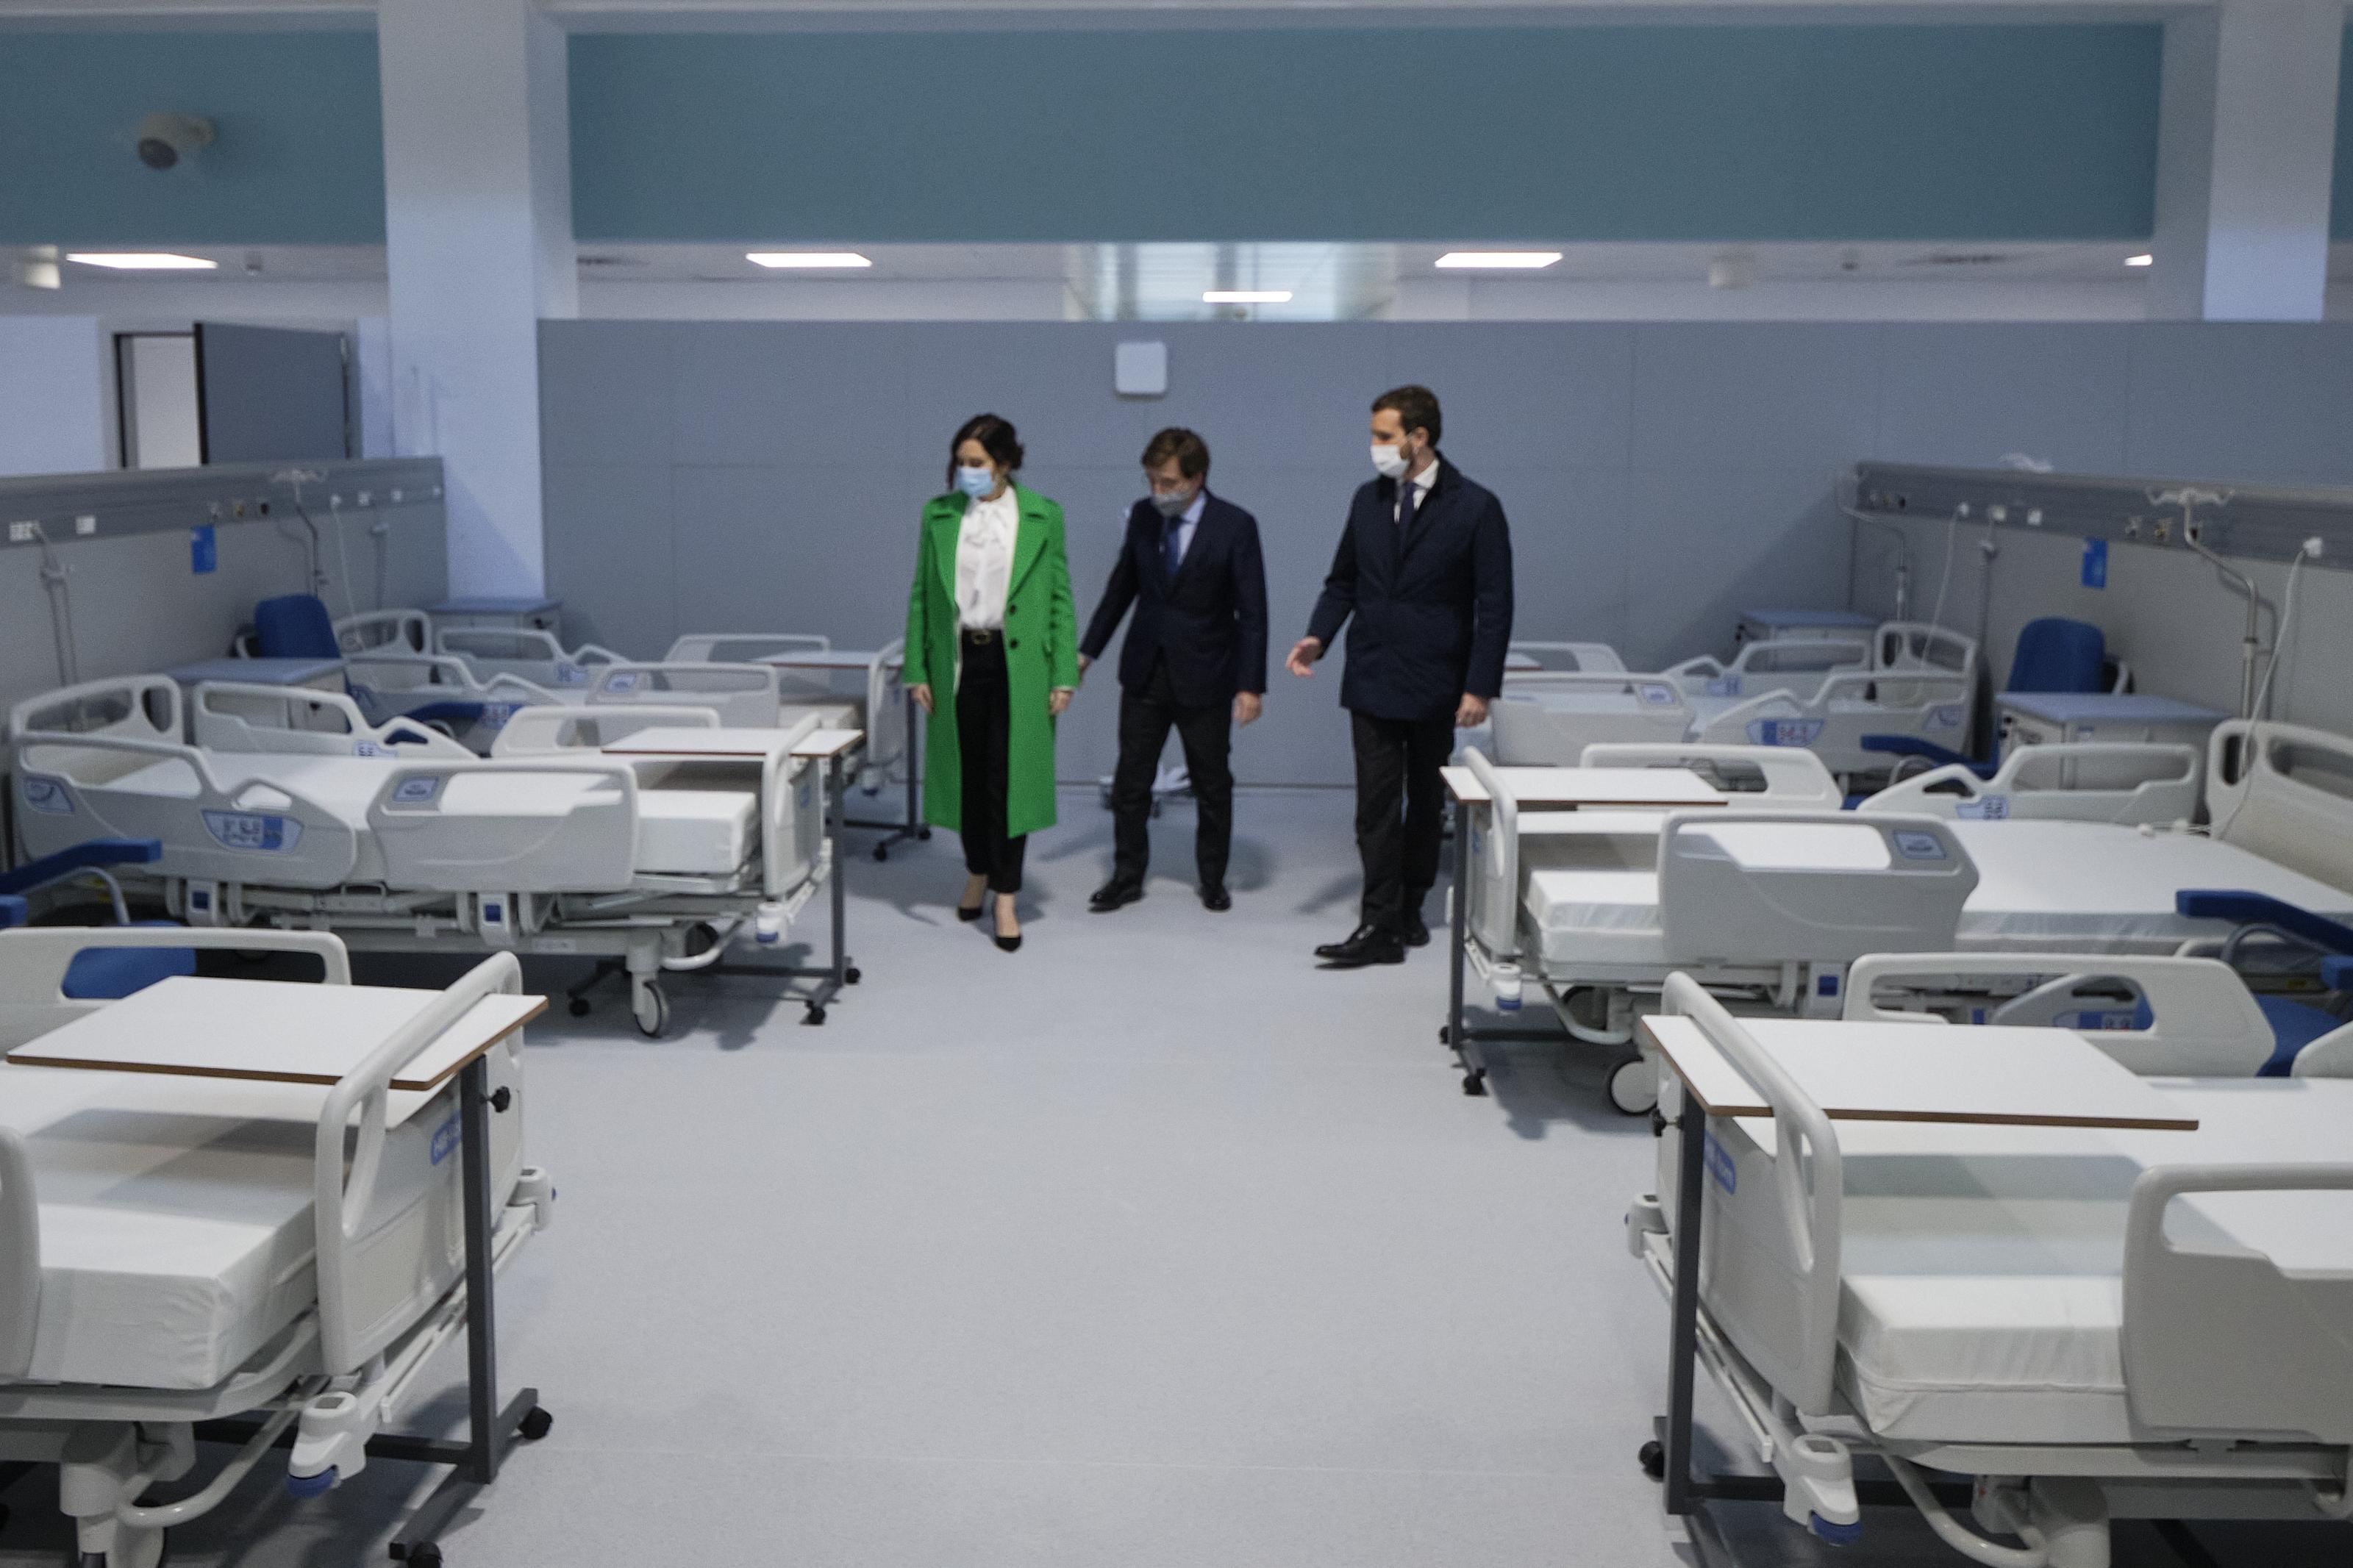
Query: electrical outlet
7 520 37 544
390 488 404 504
2152 520 2170 543
2027 509 2043 526
357 490 371 506
1989 504 2008 523
74 515 96 536
2124 517 2141 540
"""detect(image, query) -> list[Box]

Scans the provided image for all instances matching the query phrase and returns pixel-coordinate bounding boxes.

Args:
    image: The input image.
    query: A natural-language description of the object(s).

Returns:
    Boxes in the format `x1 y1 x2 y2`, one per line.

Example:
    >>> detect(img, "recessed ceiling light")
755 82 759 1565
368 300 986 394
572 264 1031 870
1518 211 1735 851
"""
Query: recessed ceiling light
746 251 871 269
1202 290 1290 304
65 252 216 271
2125 253 2154 268
1435 251 1563 271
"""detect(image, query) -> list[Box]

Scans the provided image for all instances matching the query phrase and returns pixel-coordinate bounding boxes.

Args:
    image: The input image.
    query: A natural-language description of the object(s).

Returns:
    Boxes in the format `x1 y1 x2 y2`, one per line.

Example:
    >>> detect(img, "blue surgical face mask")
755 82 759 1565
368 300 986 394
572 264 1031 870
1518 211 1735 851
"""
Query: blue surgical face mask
956 465 996 499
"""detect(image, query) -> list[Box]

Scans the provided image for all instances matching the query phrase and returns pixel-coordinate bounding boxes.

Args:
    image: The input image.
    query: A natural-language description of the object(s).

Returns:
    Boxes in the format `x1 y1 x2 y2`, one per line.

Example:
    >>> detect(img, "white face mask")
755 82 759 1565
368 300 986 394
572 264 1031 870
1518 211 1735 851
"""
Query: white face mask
1370 443 1408 479
955 465 996 499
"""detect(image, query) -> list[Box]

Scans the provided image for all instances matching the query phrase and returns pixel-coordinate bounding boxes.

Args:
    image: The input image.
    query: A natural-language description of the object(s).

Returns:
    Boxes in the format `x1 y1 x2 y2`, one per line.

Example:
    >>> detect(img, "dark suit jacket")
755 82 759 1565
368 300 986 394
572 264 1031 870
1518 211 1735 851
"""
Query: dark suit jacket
1304 459 1514 723
1079 490 1269 707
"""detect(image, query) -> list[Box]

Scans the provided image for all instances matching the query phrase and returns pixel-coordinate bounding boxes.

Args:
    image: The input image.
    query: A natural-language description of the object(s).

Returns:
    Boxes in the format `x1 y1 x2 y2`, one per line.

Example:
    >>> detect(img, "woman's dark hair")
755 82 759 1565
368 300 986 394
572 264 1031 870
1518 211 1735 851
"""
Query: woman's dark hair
949 413 1024 488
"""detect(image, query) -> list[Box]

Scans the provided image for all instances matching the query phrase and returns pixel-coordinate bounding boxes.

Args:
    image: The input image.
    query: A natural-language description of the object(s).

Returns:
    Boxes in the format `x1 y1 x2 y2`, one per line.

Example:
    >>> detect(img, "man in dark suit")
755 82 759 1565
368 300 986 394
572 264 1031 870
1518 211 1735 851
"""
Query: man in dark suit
1079 427 1269 913
1287 385 1513 967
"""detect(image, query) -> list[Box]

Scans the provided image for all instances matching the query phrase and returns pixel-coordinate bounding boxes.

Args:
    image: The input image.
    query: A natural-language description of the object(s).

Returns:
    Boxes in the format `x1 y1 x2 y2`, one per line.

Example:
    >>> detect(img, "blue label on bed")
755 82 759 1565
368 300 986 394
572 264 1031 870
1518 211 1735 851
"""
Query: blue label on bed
1954 795 2010 820
2057 1009 2143 1031
353 741 385 758
430 1111 461 1166
21 776 74 815
797 779 813 809
391 776 443 805
1746 717 1824 747
1637 683 1677 706
604 672 641 693
1890 830 1948 861
556 662 587 686
482 704 519 727
201 811 301 852
1704 676 1743 698
1927 704 1965 730
1704 1133 1737 1195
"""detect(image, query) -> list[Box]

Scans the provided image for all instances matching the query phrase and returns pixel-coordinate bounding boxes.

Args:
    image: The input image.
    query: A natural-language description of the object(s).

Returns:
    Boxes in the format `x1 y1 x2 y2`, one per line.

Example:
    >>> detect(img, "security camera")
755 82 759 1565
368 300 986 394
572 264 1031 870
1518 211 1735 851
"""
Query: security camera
135 112 215 171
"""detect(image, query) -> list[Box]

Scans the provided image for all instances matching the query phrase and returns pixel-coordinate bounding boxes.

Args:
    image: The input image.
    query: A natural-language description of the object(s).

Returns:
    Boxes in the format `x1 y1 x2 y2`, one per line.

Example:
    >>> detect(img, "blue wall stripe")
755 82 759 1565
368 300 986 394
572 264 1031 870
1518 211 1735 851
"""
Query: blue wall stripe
2334 25 2352 242
0 30 385 248
568 24 2163 245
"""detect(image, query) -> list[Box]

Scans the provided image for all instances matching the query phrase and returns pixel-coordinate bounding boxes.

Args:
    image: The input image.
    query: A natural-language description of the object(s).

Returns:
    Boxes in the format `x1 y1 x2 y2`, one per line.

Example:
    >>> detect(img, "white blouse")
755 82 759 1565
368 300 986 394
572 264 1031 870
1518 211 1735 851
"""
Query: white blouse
955 487 1019 631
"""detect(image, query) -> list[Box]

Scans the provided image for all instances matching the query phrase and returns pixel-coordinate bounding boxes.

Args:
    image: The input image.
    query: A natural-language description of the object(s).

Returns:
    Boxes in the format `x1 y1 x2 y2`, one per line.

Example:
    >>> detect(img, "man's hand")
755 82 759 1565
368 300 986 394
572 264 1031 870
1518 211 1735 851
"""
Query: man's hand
910 683 933 715
1455 693 1490 728
1285 637 1323 679
1049 687 1074 717
1234 691 1263 727
1076 654 1093 683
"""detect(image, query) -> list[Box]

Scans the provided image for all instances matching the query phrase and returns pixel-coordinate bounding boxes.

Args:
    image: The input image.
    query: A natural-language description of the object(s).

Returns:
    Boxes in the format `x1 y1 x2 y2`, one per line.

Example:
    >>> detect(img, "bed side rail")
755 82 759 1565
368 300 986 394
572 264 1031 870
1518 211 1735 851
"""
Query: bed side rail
1874 621 1979 678
335 609 431 655
2122 1161 2353 1445
1660 812 1977 966
588 662 783 727
491 703 720 757
1662 973 1845 1415
1507 640 1627 674
1579 742 1840 807
313 952 524 1375
663 633 829 663
0 1125 35 1380
8 675 182 748
1461 749 1521 960
190 682 473 759
0 927 351 1048
368 759 641 894
1843 952 2274 1077
1862 742 2200 826
1489 671 1693 765
2207 720 2353 892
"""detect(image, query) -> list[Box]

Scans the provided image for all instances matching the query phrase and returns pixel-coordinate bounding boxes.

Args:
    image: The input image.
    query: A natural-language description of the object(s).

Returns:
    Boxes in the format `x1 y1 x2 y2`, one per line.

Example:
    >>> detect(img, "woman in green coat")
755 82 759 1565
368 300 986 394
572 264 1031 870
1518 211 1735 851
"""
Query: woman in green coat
903 413 1079 952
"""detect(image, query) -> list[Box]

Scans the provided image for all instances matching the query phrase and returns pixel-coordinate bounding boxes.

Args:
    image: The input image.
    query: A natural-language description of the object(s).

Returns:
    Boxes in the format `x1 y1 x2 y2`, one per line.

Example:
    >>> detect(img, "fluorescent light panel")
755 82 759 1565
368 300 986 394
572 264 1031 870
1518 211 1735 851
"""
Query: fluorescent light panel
2125 253 2154 268
1435 251 1563 270
746 251 871 268
65 252 216 271
1202 290 1291 304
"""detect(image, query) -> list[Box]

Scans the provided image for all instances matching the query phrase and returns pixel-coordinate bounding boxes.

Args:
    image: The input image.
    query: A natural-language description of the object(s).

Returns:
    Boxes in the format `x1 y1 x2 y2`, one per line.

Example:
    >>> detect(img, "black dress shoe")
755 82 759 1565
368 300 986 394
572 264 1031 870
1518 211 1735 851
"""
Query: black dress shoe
1315 925 1406 967
1401 911 1431 948
1200 884 1232 912
1089 880 1145 912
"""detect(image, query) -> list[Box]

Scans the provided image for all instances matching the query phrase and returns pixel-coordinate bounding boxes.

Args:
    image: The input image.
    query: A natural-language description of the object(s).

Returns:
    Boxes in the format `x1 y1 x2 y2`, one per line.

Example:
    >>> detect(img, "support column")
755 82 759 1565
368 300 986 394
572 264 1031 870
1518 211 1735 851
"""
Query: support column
378 0 575 595
2150 1 2346 322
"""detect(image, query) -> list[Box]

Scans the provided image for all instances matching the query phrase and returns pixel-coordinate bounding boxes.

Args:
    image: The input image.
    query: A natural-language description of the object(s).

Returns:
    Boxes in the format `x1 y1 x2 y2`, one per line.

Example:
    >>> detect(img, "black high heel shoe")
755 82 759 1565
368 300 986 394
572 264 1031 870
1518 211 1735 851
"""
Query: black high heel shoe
993 900 1022 953
957 881 985 921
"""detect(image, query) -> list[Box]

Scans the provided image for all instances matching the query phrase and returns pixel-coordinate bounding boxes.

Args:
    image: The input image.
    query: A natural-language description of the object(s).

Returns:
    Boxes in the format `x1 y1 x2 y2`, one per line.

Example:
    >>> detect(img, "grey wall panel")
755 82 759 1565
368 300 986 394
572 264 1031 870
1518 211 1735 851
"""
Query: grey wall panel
541 462 676 657
2122 324 2353 484
670 462 918 649
1493 465 1631 660
1631 323 1882 470
671 322 911 470
540 320 675 468
1383 325 1635 470
196 322 351 464
1624 466 1850 671
1873 325 2135 473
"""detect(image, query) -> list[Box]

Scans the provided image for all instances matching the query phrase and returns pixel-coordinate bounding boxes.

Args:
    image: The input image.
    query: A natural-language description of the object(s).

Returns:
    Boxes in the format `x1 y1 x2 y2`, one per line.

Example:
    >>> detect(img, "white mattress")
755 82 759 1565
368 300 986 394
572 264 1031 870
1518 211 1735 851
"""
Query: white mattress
1821 1080 2353 1444
635 787 760 874
1522 820 2353 964
4 1066 331 1391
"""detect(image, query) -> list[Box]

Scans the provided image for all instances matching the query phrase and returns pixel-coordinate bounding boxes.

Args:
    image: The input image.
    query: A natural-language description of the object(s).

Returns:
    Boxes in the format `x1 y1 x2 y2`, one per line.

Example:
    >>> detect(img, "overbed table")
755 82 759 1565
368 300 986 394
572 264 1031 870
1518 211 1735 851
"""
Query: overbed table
1635 1009 2196 1561
7 974 550 1564
751 647 926 859
1438 766 1727 1096
601 725 865 1024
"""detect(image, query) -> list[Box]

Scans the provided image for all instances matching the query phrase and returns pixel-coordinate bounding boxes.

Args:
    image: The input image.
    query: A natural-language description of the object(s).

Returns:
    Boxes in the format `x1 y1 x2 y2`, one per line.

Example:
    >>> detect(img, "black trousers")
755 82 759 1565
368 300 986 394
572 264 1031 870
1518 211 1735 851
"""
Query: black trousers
956 634 1025 895
1351 711 1453 935
1109 658 1235 889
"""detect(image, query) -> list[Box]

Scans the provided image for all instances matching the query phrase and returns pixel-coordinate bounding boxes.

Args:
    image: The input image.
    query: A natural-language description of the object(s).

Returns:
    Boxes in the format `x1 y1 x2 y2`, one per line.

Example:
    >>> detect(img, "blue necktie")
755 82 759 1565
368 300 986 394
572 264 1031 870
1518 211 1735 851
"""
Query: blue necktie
1396 478 1418 534
1163 515 1185 581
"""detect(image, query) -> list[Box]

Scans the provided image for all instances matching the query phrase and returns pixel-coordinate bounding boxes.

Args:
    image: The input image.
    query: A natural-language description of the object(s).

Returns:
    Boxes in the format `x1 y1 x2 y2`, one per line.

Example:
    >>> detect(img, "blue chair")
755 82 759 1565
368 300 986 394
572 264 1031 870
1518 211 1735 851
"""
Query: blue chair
2176 889 2353 1076
1863 617 2115 781
0 840 196 1000
250 593 489 735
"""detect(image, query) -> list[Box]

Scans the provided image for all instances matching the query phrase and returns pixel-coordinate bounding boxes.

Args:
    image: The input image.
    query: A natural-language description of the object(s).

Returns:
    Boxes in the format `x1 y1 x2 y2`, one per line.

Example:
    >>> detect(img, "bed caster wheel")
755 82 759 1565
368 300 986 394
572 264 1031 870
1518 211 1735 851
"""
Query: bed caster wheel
803 1006 827 1026
632 983 668 1039
517 1406 553 1442
845 967 863 984
1639 1439 1665 1481
917 826 932 840
1461 1071 1487 1097
1649 1107 1668 1139
1608 1057 1658 1117
872 844 889 862
568 998 591 1018
403 1545 443 1568
1438 1024 1451 1045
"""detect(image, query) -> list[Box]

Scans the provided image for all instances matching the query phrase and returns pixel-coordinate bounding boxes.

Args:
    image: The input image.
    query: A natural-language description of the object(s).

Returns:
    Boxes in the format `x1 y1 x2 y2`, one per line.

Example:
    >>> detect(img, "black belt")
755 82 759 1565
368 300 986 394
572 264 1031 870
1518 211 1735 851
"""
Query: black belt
962 627 1000 645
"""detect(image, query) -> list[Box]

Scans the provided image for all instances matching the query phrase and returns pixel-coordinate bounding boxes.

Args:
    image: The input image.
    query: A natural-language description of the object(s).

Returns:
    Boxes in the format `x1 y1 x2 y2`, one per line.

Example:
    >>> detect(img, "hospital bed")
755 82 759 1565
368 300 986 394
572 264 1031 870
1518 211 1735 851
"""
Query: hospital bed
10 675 846 1036
1440 729 2353 1109
1860 741 2202 826
0 926 552 1567
1628 972 2353 1568
1488 624 1977 783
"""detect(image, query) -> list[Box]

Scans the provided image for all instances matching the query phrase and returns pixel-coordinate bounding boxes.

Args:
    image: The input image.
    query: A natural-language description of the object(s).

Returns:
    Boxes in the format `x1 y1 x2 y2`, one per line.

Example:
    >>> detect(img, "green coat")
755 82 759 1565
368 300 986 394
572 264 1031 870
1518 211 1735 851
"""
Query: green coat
902 484 1079 838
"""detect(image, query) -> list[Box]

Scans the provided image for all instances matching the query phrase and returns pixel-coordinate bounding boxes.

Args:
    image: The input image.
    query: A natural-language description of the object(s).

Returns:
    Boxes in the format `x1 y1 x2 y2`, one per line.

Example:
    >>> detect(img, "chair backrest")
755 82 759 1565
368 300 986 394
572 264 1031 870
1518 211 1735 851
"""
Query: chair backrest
2007 617 2107 695
254 594 342 660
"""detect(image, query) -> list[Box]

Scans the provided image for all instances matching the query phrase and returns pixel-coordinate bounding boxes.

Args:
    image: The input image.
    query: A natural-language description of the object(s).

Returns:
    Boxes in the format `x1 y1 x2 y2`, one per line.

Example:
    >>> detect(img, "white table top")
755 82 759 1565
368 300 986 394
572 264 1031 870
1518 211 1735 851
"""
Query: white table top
7 975 544 1101
757 649 901 671
793 726 865 759
601 724 863 760
1640 1014 2198 1131
1442 765 1727 809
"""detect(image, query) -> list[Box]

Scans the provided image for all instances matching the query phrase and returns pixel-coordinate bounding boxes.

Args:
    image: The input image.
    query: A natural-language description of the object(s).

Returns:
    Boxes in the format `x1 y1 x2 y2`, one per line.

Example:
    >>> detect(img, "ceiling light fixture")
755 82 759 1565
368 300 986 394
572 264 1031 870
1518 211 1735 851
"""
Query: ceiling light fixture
2125 253 2154 268
1202 290 1290 304
746 251 871 269
1435 251 1563 270
65 252 216 271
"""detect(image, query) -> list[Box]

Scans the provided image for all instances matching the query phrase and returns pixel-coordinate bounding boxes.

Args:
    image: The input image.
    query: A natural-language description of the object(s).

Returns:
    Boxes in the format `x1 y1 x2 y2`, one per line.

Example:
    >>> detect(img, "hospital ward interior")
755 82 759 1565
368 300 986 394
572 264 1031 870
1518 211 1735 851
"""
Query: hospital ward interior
8 6 2353 1567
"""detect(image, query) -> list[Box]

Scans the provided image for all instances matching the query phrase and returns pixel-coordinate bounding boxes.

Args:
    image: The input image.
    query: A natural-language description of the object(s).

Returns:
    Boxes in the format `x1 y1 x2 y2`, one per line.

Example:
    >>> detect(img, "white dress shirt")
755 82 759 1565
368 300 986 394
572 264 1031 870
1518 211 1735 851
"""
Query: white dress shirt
956 487 1019 630
1394 458 1439 527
